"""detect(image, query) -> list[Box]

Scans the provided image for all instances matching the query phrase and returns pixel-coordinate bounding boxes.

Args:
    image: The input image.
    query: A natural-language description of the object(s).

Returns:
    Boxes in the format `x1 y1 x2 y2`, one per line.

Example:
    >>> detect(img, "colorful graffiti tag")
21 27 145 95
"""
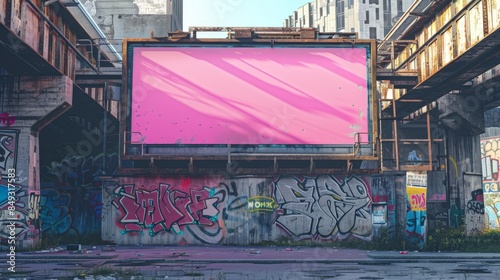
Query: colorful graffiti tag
405 171 427 250
247 196 277 213
112 182 226 243
0 182 38 246
39 153 119 239
105 176 374 245
39 189 72 235
466 188 485 234
481 137 500 229
0 129 19 179
43 153 119 188
273 175 372 240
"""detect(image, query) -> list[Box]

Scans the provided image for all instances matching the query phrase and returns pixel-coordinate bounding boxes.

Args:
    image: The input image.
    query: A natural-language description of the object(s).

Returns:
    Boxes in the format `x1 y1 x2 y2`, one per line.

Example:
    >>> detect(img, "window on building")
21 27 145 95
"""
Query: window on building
348 0 354 8
383 0 392 35
320 7 323 17
369 0 379 4
376 8 379 20
370 27 377 39
336 0 345 31
397 0 403 14
365 11 369 24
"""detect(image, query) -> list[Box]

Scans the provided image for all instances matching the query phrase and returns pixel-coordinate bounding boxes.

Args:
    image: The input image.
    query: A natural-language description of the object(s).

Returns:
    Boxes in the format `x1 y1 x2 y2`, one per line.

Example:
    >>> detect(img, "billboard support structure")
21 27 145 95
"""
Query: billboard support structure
120 28 379 175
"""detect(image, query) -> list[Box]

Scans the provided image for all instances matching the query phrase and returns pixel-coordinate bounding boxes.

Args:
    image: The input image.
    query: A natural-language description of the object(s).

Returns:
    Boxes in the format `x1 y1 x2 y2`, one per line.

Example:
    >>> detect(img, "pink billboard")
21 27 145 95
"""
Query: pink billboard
130 47 370 145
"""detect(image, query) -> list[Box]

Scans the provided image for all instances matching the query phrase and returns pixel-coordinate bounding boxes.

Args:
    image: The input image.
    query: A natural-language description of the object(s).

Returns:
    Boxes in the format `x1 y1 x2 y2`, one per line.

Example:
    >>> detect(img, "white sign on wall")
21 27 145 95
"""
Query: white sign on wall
406 171 428 187
134 0 166 14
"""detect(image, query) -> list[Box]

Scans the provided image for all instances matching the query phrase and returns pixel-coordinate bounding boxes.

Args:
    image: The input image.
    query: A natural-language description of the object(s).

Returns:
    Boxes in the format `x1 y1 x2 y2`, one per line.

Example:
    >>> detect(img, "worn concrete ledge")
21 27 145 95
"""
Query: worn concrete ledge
15 246 500 265
368 251 500 260
15 254 118 260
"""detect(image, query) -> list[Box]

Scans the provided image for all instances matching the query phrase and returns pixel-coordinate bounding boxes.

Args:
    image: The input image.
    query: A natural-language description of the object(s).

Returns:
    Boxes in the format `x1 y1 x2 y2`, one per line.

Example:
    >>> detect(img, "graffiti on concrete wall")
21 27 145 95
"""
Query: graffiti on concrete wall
405 171 427 250
371 176 397 237
40 188 72 235
273 175 372 241
0 183 27 239
112 181 229 244
39 153 119 239
43 153 119 188
0 129 19 179
39 187 104 239
481 137 500 229
405 204 426 249
105 176 373 245
0 113 16 127
484 193 500 228
0 182 39 246
28 191 40 220
109 179 253 244
405 186 427 250
466 189 485 234
248 196 277 213
102 180 119 223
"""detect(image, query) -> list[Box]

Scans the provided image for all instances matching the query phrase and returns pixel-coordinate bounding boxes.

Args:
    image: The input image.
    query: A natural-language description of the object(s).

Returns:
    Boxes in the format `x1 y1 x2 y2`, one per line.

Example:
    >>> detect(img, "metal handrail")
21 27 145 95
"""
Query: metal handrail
124 131 144 155
352 132 376 157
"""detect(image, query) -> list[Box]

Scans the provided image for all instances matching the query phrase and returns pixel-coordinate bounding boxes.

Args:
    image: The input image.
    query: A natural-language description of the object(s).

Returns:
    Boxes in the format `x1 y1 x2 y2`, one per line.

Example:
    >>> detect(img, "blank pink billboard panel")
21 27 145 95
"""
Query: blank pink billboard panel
131 47 369 144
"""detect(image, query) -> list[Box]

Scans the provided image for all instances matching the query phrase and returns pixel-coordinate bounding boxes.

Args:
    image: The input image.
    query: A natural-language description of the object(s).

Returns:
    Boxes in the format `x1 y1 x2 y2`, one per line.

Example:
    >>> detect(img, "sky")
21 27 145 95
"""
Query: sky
183 0 310 31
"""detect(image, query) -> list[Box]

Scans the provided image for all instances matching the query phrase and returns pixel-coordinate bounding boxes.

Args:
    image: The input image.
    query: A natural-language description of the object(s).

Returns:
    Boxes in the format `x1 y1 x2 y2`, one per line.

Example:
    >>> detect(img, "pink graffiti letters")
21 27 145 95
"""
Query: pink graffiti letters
113 183 220 236
0 113 15 127
410 193 426 210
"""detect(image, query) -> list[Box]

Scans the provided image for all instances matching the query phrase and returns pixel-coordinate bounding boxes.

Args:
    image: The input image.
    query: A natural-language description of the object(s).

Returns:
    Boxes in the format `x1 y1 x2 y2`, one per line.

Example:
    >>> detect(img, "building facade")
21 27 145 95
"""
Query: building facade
283 0 414 39
81 0 183 55
0 0 119 249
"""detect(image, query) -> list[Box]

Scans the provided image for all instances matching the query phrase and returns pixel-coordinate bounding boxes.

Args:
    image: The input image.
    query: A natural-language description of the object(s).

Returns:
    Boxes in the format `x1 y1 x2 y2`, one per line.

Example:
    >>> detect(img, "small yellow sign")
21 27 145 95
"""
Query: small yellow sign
248 196 277 213
407 186 427 211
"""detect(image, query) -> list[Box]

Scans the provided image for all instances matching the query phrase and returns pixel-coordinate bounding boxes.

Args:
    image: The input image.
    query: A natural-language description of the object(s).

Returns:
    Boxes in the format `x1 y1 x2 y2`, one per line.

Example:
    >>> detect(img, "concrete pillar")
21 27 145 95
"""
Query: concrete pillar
0 76 72 249
438 93 485 236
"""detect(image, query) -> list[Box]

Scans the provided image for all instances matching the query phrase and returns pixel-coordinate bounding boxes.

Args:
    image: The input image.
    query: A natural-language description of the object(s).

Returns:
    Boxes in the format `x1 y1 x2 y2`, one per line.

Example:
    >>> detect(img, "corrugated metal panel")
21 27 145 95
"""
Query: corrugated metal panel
22 3 40 52
469 1 485 46
456 15 467 56
67 47 75 80
419 50 427 80
49 30 56 66
442 26 453 65
0 0 6 24
429 40 438 75
488 0 500 32
10 0 22 36
42 21 49 60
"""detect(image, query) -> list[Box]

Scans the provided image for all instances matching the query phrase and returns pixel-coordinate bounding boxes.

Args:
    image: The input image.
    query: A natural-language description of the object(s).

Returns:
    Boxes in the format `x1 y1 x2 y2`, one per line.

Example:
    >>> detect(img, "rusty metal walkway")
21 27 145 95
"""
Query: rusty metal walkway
378 0 500 118
376 0 500 171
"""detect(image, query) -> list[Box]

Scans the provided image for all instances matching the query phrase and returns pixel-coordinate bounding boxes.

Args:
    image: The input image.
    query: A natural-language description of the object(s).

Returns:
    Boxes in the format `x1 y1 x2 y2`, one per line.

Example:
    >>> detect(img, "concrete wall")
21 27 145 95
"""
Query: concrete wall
38 94 120 244
0 76 72 249
102 175 385 245
83 0 182 55
438 89 487 236
445 130 485 235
